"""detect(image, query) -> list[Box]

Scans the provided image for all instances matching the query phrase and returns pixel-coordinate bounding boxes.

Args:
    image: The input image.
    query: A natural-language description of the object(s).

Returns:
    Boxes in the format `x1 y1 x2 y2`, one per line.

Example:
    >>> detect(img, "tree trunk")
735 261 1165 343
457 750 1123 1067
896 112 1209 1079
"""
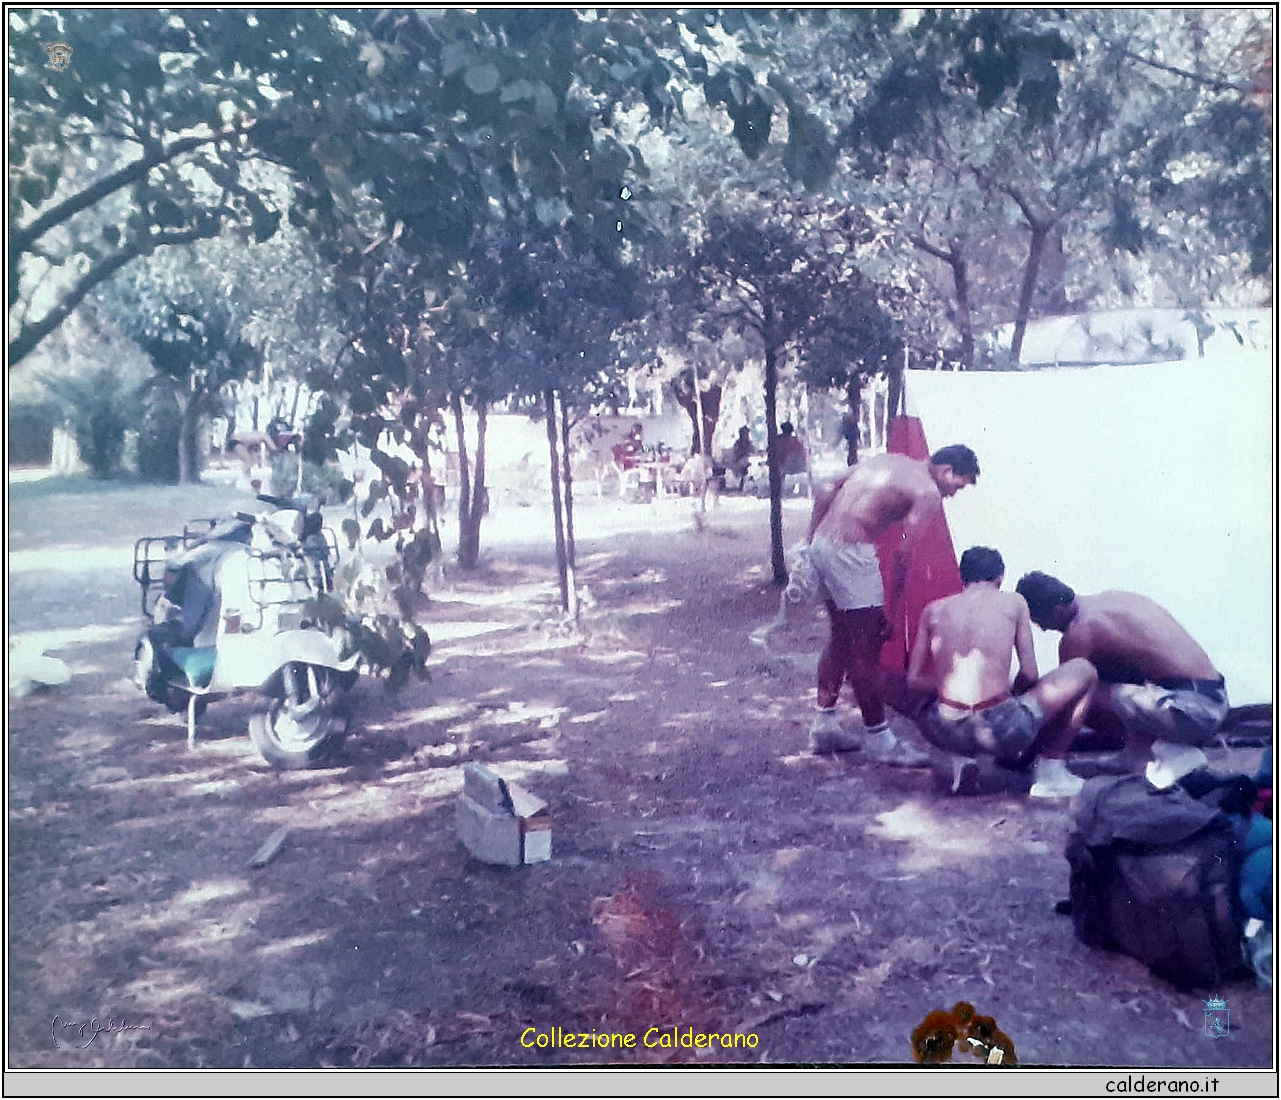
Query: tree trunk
698 380 720 456
1039 225 1070 314
557 393 579 621
175 391 201 486
952 252 975 371
1010 222 1050 367
222 408 236 454
693 369 707 456
763 336 786 586
450 391 477 569
886 362 905 423
672 377 700 454
543 387 570 612
911 235 974 371
422 464 442 553
844 374 864 466
458 400 487 569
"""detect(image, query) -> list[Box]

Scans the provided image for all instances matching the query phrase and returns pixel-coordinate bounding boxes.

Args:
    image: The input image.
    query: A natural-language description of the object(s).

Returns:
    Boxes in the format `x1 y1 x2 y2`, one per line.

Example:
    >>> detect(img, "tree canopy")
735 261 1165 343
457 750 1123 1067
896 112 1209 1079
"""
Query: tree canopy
11 8 1270 374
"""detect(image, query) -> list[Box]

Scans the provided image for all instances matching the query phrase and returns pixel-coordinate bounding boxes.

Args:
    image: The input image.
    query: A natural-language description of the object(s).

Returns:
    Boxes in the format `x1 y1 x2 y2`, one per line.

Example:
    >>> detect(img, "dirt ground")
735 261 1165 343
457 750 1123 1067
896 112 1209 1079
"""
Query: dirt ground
7 477 1272 1070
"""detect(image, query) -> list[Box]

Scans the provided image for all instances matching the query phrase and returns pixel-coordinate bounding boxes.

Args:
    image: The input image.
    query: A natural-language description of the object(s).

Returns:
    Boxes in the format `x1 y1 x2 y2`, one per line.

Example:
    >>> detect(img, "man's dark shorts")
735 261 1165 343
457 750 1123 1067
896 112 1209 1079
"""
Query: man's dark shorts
921 696 1045 770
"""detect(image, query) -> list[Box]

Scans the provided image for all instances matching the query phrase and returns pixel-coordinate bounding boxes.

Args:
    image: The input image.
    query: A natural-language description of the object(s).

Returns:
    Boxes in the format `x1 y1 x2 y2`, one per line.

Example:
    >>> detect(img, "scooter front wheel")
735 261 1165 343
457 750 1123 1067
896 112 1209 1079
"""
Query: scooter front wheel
249 665 348 770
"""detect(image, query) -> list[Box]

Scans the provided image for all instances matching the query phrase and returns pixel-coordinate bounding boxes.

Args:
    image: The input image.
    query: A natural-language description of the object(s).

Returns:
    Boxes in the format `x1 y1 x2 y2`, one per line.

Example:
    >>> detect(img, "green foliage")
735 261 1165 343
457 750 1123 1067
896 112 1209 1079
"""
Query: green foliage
683 196 905 581
111 299 263 482
7 8 331 363
313 567 432 692
269 454 354 506
40 368 132 478
13 5 1268 415
136 390 182 483
832 8 1270 358
474 230 643 406
685 198 899 372
135 306 254 390
956 12 1075 122
704 63 774 159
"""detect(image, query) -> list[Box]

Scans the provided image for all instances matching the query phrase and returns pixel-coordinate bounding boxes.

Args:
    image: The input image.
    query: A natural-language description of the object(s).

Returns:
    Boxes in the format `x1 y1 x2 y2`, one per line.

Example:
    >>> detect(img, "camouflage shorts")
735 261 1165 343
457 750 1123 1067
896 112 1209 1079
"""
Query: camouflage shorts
922 696 1045 770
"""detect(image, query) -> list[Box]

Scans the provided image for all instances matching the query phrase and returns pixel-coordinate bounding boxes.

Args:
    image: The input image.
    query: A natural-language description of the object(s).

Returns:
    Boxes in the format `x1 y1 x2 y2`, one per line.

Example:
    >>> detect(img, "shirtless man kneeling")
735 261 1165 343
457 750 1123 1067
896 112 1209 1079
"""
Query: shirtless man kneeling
805 444 979 765
906 547 1098 798
1014 571 1229 787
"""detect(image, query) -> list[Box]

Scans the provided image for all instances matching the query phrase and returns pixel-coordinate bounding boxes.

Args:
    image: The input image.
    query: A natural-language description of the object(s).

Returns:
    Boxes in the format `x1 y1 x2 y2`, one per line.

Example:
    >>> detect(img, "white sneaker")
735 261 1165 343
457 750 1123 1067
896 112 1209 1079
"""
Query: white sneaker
863 729 931 767
1144 742 1209 790
810 711 861 753
1029 759 1086 799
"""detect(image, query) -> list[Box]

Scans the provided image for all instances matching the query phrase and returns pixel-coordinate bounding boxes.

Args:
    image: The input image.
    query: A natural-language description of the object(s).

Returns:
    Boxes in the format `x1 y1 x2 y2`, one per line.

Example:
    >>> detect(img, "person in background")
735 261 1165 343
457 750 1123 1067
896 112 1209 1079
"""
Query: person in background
728 426 754 490
778 421 807 476
839 408 860 467
620 422 645 458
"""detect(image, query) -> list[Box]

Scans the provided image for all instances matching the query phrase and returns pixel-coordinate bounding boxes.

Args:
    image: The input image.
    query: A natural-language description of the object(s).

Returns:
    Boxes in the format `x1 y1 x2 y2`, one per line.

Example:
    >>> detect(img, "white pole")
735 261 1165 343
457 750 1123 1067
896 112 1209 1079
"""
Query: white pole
694 364 706 454
902 344 910 418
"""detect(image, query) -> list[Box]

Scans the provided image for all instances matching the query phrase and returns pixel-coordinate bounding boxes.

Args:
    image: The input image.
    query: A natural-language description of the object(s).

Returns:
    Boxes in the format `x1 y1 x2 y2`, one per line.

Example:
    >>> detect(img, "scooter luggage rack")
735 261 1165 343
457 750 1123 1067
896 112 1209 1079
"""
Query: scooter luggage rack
133 534 184 619
244 546 320 611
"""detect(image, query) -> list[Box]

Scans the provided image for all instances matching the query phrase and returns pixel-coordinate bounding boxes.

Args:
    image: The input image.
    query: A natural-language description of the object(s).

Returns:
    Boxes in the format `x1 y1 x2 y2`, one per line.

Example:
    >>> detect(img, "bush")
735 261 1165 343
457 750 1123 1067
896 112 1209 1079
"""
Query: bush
137 392 182 483
41 368 131 478
270 453 354 505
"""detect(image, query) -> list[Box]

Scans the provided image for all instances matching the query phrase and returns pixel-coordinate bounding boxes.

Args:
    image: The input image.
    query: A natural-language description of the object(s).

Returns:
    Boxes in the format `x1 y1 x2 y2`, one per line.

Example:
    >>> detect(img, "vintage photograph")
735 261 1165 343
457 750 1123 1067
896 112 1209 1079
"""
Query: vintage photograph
7 7 1273 1088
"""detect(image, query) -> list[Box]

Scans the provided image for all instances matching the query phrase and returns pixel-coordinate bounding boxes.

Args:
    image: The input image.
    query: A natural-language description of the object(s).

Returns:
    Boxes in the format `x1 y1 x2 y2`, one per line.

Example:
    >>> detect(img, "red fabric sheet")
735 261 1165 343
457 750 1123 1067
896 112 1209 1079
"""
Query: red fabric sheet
875 416 963 672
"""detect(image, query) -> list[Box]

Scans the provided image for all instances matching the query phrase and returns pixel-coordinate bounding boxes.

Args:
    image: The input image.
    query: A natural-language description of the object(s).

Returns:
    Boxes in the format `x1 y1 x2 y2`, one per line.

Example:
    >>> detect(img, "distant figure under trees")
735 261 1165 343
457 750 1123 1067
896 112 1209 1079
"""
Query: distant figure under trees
840 408 860 466
728 426 754 489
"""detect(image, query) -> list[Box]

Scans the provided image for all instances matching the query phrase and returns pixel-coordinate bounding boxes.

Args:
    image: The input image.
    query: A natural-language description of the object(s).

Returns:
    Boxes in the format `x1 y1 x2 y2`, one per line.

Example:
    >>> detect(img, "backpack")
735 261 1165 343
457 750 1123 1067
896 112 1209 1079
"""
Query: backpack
1065 774 1247 989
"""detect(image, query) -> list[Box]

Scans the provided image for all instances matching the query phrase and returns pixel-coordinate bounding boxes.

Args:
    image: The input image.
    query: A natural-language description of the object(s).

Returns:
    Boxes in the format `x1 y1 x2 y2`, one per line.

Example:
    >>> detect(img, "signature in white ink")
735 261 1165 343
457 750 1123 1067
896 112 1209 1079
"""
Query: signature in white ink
52 1015 151 1049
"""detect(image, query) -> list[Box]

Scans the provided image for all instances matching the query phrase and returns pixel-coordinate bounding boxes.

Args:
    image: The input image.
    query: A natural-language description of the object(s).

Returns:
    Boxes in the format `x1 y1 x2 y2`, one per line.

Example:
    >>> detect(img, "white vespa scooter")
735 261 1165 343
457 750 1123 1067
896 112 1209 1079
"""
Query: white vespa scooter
133 495 359 769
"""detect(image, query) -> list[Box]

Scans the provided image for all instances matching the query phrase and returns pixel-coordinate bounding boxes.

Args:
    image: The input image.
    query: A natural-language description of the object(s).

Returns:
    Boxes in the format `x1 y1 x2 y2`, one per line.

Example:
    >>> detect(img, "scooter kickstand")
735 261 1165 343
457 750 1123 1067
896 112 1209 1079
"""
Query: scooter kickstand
187 695 198 750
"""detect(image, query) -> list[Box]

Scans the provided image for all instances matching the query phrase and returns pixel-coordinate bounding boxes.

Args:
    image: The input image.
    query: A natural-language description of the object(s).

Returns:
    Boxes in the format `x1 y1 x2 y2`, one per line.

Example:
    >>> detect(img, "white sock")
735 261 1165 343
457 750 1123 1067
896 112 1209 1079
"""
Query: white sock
865 722 893 746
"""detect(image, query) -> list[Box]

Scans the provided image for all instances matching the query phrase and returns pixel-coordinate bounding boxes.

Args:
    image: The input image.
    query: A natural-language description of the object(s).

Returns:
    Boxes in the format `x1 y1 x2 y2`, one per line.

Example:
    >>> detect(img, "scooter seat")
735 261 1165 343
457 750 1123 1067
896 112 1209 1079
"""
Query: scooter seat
168 646 217 689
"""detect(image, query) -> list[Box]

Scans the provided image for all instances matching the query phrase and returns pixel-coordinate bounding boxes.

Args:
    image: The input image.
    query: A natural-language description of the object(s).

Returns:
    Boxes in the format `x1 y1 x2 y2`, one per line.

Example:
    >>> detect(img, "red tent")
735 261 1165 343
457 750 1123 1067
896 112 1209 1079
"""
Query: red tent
874 414 963 671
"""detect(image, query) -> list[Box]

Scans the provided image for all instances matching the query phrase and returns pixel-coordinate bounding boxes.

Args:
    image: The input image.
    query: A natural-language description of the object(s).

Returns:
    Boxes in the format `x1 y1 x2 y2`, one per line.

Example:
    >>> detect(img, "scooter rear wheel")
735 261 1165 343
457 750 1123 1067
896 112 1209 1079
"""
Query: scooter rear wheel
249 665 349 769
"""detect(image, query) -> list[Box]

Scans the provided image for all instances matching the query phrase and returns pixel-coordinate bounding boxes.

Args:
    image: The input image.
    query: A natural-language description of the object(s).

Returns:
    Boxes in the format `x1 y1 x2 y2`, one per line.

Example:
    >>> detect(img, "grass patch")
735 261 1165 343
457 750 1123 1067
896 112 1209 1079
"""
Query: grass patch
7 475 150 501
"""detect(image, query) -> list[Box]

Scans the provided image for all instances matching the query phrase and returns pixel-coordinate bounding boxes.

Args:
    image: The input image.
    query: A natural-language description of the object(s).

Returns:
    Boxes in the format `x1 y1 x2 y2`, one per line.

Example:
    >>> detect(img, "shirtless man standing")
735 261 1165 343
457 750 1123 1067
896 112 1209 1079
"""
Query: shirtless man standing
907 547 1098 798
804 444 978 764
1014 571 1229 787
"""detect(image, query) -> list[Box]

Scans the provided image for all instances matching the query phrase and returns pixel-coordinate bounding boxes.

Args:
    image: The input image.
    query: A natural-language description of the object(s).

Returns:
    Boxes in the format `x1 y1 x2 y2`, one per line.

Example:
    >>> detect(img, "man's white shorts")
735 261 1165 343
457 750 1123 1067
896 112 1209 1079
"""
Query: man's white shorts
808 536 884 611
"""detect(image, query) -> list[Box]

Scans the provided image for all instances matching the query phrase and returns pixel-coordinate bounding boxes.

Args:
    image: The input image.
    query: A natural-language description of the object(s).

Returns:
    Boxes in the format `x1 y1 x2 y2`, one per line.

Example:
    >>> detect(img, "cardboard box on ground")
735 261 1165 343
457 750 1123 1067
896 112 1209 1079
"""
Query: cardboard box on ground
456 762 552 867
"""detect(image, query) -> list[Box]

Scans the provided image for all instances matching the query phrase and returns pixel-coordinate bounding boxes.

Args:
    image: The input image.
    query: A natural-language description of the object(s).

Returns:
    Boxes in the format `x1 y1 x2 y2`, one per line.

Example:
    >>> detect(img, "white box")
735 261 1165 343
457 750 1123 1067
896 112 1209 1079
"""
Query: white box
456 764 553 867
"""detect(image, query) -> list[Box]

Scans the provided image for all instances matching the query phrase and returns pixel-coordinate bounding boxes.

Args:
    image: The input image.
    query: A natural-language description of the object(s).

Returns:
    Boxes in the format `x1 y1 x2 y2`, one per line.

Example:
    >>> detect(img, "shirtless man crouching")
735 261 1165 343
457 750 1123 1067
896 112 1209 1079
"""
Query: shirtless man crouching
1014 571 1229 787
907 547 1098 798
804 443 979 765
